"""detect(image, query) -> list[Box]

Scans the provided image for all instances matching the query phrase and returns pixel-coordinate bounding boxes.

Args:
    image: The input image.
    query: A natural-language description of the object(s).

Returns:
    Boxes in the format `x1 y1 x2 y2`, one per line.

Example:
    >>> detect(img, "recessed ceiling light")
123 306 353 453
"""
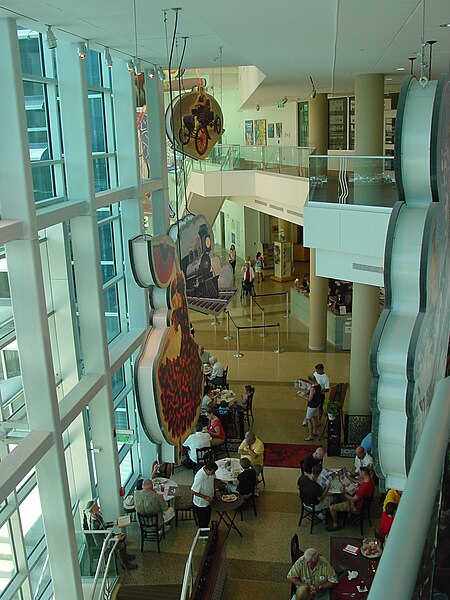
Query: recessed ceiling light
386 77 393 81
396 67 405 71
439 22 450 27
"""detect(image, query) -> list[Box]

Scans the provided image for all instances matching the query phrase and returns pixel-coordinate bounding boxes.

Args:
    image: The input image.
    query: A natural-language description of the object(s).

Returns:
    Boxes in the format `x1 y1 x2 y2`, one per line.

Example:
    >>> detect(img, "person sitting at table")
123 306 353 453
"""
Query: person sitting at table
134 479 174 529
302 447 325 474
208 356 224 386
182 423 212 468
287 547 338 599
84 500 137 570
201 386 217 419
198 345 211 364
379 501 397 541
235 384 253 411
382 488 402 511
297 464 334 516
191 460 218 528
227 457 257 497
326 466 375 531
360 432 372 455
293 584 312 600
203 408 226 447
238 431 264 476
151 460 173 479
350 446 373 477
218 399 230 416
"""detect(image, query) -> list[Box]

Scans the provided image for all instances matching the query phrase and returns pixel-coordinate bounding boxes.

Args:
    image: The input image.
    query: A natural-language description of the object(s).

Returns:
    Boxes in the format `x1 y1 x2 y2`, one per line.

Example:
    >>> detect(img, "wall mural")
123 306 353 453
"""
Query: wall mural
129 234 203 458
168 214 235 315
370 74 450 491
165 88 224 160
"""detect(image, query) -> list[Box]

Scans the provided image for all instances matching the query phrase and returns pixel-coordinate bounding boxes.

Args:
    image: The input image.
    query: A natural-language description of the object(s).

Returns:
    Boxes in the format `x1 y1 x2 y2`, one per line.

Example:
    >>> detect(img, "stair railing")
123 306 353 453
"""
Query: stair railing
179 528 211 600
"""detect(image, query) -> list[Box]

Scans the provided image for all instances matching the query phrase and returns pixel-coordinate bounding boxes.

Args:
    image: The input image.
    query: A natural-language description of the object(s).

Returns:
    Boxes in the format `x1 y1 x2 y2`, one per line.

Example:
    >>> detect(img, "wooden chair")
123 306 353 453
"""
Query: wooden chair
290 534 304 597
175 494 197 527
137 513 164 553
239 489 258 521
243 387 255 427
298 489 327 534
343 495 374 535
256 464 266 488
194 446 214 473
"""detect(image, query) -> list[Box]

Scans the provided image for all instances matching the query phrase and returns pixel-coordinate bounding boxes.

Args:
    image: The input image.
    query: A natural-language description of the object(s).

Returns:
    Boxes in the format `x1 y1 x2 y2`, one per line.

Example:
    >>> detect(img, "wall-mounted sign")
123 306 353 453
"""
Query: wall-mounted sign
129 234 203 457
166 88 224 160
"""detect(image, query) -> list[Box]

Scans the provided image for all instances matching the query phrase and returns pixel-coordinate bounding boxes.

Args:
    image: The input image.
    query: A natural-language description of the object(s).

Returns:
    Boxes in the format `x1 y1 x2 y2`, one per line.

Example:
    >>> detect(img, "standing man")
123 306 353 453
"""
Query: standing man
238 431 264 476
191 461 218 528
287 547 338 598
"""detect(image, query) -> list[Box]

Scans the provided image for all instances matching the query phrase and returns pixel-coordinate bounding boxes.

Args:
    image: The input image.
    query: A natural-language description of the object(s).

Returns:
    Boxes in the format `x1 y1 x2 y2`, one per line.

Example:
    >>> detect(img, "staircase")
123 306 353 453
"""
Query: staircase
115 583 182 599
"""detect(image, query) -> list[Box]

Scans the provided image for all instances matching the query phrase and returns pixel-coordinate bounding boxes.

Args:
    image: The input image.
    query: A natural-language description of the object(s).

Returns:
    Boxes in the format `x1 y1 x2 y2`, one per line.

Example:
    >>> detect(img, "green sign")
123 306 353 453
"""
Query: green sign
277 102 285 108
117 433 133 444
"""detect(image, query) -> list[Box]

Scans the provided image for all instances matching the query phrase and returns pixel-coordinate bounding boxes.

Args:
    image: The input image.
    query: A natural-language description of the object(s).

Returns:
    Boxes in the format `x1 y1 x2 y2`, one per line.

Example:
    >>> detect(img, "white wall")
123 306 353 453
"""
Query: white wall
220 199 246 260
240 102 298 147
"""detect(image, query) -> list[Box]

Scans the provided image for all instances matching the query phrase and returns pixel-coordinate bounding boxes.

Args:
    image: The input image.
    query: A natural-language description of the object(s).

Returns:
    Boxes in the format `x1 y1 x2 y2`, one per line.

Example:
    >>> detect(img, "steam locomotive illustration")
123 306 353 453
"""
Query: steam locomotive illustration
181 224 220 298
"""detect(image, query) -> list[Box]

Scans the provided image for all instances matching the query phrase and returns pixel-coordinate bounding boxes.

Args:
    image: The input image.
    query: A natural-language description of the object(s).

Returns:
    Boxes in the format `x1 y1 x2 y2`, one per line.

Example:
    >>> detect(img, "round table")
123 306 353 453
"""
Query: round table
151 477 179 503
215 458 243 483
214 389 236 407
211 493 243 538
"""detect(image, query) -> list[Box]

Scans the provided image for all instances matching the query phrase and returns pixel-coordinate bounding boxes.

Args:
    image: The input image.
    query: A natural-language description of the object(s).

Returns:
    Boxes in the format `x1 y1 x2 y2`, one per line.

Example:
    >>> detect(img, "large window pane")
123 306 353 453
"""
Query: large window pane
18 30 43 76
98 222 116 284
103 286 120 343
31 165 55 203
112 367 125 399
88 95 106 153
19 486 44 557
93 157 109 192
119 451 133 487
86 51 102 87
30 551 52 599
0 523 17 593
114 399 129 431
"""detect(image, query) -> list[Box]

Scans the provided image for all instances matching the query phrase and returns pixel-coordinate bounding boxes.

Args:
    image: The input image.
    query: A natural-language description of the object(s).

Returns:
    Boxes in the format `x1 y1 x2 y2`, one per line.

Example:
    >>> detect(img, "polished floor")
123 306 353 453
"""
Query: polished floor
120 263 379 598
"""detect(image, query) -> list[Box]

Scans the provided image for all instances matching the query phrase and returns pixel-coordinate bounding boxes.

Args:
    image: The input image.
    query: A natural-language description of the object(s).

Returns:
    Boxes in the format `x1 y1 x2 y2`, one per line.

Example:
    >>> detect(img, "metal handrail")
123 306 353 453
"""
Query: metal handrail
87 530 117 600
234 323 282 356
249 295 265 323
180 528 211 600
253 290 290 318
368 377 450 599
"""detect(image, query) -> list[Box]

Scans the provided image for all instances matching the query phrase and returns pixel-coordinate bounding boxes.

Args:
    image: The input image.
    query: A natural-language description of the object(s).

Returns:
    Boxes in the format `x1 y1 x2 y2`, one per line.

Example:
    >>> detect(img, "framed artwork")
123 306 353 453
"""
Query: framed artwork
245 120 254 145
276 122 283 138
254 119 267 145
268 123 274 138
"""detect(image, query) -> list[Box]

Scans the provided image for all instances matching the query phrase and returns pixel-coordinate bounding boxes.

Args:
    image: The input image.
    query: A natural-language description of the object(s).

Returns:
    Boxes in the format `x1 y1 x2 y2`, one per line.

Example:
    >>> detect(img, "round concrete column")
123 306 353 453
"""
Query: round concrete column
309 249 328 351
308 93 328 155
349 283 380 414
355 74 384 155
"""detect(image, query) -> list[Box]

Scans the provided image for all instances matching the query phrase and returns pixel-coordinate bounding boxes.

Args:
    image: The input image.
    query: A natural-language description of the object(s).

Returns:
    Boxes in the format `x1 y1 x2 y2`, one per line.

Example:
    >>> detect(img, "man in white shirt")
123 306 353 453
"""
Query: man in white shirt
191 461 218 528
353 446 373 475
208 357 224 386
183 425 211 466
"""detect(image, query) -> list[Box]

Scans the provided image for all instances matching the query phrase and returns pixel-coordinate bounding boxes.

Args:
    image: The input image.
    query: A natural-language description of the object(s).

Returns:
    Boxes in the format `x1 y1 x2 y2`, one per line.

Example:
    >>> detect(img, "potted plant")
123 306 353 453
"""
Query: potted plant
325 397 341 420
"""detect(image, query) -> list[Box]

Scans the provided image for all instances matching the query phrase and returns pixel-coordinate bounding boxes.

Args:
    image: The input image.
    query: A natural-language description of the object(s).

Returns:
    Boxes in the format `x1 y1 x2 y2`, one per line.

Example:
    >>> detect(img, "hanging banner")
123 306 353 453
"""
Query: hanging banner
165 88 224 160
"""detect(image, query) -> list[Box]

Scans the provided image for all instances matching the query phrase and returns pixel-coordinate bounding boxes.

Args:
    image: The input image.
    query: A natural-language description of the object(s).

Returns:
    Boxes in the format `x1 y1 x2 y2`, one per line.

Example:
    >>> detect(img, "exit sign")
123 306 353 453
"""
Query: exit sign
277 102 285 108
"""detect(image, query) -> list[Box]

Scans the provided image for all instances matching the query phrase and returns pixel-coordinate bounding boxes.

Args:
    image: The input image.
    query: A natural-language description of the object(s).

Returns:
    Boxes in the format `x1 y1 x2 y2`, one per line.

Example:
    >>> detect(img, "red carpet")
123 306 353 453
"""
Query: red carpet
264 443 318 468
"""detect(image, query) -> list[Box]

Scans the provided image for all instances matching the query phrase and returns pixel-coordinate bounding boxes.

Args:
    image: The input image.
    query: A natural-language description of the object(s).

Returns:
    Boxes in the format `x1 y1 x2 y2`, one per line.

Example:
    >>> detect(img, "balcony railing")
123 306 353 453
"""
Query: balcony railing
192 144 315 177
308 155 397 208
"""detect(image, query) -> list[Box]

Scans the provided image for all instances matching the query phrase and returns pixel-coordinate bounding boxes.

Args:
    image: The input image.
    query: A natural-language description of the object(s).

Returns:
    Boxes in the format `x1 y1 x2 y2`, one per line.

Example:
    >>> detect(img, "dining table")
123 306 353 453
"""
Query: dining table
214 389 236 406
211 492 243 538
330 536 380 599
151 477 179 503
215 457 243 483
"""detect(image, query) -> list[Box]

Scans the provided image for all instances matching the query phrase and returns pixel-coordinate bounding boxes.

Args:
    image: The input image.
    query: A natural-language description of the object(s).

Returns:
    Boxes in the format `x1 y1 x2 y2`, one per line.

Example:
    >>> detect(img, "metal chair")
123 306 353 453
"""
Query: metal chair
243 387 254 427
290 534 304 597
298 489 327 534
175 494 197 527
239 489 258 521
137 513 164 553
194 446 214 473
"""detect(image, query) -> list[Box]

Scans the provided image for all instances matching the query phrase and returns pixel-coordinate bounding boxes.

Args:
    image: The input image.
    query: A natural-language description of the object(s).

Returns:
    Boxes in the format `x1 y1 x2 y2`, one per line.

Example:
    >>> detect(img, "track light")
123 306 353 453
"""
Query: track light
104 47 113 68
127 59 135 73
134 60 143 75
256 104 260 111
77 42 87 59
148 68 155 79
45 25 57 50
309 76 317 99
157 68 165 81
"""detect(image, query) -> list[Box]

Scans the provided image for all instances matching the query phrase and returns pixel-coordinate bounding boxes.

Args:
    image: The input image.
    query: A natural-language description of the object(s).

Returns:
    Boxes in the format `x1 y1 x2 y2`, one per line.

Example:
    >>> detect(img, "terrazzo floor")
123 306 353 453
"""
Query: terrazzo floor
118 266 381 599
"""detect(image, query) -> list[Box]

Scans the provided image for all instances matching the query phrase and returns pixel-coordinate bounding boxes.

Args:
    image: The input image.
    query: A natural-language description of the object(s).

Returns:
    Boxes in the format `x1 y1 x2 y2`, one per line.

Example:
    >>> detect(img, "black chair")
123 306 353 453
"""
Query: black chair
137 513 164 553
213 437 230 460
175 494 197 527
239 489 258 521
214 367 229 390
256 464 266 488
195 446 214 473
344 495 374 535
243 387 254 427
290 534 304 597
299 460 305 475
298 489 326 534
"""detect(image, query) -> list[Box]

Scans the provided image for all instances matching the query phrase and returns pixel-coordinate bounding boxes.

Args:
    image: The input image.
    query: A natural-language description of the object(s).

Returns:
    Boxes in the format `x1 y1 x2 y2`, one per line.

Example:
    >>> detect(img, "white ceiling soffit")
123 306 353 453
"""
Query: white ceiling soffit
0 0 449 100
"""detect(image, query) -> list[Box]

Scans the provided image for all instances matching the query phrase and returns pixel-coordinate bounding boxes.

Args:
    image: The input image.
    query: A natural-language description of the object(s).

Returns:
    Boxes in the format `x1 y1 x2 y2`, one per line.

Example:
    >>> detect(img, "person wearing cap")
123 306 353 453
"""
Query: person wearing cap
85 500 137 570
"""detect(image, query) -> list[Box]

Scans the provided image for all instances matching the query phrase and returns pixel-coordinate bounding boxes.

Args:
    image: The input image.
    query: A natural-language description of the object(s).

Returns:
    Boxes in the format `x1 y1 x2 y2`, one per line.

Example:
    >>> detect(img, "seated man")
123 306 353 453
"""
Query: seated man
351 446 373 477
200 386 217 418
297 464 333 517
182 423 212 468
134 479 174 528
379 502 397 540
302 447 324 474
208 356 224 386
287 547 338 599
85 500 137 570
238 431 264 476
198 344 211 364
326 466 375 531
151 461 173 479
227 457 257 497
382 488 402 511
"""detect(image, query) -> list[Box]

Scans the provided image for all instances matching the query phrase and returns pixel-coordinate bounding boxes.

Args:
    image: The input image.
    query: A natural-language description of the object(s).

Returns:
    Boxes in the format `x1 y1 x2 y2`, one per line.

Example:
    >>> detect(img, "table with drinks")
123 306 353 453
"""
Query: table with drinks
330 536 381 599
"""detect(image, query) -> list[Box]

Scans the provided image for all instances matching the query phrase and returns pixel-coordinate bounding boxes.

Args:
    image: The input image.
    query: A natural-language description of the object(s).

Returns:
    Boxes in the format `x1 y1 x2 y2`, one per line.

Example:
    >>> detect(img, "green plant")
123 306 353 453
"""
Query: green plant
325 397 342 417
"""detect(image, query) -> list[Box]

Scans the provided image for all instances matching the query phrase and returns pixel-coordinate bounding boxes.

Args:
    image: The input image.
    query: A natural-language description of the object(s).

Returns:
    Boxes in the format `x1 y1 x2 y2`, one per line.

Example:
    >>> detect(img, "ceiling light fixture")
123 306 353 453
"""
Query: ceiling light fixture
127 59 135 73
309 76 317 99
439 22 450 27
134 60 143 76
45 25 57 50
396 67 405 71
426 40 437 79
256 104 260 112
77 42 87 59
157 67 165 81
104 47 113 68
408 56 417 75
148 68 155 79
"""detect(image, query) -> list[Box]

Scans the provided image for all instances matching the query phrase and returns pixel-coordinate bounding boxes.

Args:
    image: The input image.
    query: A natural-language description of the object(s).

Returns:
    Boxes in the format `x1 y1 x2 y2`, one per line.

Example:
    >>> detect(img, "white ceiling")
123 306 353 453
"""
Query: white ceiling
1 0 449 103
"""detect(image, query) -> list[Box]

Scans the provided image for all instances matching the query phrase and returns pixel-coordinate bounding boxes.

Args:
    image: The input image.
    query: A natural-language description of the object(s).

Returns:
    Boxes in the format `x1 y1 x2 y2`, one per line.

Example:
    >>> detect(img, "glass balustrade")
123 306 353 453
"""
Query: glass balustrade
309 155 397 208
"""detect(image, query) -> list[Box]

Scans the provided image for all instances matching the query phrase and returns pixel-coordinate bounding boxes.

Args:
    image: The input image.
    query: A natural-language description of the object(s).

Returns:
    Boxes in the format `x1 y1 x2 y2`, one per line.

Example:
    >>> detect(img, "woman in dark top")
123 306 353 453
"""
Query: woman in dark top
305 375 324 441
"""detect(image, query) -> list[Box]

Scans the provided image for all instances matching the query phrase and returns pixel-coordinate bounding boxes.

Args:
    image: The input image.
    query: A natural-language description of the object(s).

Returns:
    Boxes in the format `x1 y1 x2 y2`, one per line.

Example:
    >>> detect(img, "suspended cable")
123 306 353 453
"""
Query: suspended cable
177 36 194 216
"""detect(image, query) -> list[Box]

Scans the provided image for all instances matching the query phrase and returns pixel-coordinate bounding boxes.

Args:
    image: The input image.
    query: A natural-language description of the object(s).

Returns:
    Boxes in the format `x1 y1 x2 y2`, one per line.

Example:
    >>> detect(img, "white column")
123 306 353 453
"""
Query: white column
57 41 121 520
0 18 83 599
